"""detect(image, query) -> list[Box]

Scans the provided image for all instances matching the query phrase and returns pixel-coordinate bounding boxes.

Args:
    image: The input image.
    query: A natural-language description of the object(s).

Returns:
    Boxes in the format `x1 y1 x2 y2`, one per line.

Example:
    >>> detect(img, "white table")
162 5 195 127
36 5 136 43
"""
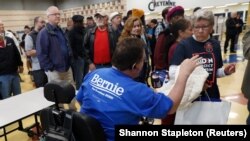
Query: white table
0 87 54 141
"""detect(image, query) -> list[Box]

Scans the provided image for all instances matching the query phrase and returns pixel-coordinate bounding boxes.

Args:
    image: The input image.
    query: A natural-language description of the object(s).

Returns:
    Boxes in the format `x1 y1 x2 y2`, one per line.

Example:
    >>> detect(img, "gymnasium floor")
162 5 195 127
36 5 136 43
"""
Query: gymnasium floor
0 35 249 141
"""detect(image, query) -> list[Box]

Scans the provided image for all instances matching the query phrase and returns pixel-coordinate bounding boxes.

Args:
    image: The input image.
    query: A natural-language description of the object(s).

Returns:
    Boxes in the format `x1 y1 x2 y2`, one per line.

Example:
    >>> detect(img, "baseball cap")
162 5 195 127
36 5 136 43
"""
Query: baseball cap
72 15 84 23
109 12 121 22
94 11 108 18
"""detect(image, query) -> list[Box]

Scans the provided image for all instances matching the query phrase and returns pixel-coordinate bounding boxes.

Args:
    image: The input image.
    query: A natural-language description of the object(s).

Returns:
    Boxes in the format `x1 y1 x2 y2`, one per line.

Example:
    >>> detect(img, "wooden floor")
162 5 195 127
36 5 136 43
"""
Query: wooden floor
0 36 249 141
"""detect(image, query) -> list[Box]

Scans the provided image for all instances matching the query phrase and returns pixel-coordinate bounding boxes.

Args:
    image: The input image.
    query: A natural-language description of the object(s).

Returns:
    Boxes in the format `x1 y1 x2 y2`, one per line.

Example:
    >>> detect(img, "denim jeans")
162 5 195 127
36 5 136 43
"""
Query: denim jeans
0 73 21 99
71 57 85 90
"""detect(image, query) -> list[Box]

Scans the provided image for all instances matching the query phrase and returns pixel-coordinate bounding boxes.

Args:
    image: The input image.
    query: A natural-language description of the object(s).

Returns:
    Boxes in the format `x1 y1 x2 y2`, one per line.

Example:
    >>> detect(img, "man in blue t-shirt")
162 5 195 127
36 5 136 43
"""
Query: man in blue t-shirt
76 37 201 141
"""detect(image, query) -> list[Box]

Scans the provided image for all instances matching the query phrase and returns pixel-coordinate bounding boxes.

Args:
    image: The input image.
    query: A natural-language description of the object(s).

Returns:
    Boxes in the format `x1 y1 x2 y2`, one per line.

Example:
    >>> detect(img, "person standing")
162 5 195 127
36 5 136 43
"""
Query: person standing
64 19 73 37
154 6 185 70
235 14 244 45
84 12 116 71
36 6 76 110
68 15 85 90
25 16 47 88
161 19 193 125
170 10 235 101
86 16 96 31
109 12 122 45
0 20 23 99
241 31 250 125
76 37 201 141
224 12 240 53
119 16 150 84
36 6 74 85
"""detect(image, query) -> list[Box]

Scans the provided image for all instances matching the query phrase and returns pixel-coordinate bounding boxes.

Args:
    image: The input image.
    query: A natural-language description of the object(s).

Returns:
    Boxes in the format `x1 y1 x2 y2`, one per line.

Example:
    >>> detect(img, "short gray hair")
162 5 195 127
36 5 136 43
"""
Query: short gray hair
193 10 214 26
46 6 58 16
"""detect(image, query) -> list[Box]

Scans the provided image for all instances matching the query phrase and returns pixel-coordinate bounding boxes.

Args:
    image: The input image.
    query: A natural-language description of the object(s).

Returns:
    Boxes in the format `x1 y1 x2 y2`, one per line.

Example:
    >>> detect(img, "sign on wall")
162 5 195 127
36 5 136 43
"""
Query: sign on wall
148 0 176 11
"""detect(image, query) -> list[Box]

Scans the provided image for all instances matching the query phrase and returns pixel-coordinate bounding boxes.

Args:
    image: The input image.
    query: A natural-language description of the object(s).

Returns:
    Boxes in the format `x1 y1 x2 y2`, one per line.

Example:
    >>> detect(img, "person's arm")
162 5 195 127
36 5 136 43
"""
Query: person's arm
167 55 201 114
83 29 96 71
12 38 24 73
24 35 36 57
243 33 250 60
36 31 53 71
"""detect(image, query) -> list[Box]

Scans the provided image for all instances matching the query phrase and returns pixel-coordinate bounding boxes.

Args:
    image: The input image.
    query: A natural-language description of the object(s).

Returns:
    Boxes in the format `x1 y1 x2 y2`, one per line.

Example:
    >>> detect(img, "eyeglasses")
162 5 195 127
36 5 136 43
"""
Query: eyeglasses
193 25 210 31
48 13 61 16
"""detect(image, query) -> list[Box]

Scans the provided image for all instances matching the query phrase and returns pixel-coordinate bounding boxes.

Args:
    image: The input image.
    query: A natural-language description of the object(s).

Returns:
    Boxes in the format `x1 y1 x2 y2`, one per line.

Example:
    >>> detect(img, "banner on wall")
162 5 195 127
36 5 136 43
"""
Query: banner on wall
148 0 176 11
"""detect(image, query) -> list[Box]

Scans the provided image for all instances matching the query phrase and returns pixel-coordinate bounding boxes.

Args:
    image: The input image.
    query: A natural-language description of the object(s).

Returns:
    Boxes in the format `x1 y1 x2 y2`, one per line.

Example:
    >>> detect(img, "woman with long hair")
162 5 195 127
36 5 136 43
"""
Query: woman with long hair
119 17 151 85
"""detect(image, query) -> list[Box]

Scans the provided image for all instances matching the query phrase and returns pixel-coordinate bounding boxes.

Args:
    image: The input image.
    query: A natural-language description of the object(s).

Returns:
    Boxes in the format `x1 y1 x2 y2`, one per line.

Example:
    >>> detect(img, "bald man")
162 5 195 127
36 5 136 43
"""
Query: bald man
36 6 77 110
36 6 74 85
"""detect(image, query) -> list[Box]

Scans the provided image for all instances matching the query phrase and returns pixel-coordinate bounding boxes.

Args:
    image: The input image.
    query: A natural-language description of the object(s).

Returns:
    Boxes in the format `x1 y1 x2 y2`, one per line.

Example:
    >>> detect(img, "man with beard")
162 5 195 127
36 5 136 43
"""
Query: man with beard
84 12 116 72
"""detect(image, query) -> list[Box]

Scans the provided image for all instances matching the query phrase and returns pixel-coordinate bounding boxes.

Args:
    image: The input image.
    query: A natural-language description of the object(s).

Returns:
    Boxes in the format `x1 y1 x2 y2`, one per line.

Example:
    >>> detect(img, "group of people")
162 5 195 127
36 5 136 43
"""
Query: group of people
76 5 237 141
1 4 249 141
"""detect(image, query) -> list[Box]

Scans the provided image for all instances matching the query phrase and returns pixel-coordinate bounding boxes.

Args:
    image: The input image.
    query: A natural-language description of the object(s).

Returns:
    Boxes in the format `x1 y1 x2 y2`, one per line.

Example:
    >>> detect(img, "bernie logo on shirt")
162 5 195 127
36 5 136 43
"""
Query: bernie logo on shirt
90 74 124 98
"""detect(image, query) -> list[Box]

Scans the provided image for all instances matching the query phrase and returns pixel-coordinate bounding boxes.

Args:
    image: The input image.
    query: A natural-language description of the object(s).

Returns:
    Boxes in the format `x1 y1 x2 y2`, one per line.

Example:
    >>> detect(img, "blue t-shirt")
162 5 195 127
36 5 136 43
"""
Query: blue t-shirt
170 36 223 99
76 67 173 141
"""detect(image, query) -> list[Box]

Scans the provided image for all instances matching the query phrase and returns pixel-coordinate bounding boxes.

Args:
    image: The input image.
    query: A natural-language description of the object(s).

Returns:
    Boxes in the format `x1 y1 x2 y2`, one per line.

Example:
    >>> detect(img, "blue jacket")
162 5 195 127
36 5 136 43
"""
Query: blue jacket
36 23 72 72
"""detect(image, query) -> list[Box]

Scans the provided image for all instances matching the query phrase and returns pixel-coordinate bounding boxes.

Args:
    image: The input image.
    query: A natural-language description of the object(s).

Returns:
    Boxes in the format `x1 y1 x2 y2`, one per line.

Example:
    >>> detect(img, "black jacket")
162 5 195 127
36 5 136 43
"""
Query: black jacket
83 26 116 64
68 26 85 59
0 37 23 75
225 17 238 35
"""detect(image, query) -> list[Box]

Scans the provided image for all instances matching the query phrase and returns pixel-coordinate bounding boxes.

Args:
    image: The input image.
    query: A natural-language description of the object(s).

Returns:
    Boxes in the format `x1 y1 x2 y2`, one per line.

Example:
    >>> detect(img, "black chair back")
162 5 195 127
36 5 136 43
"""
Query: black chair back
44 80 75 104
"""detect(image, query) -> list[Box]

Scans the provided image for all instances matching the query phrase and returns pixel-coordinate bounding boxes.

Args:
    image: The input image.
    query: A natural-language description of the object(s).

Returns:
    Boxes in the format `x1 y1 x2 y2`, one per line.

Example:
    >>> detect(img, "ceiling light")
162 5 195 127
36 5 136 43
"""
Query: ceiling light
216 5 227 8
202 6 214 9
241 2 249 5
226 3 239 6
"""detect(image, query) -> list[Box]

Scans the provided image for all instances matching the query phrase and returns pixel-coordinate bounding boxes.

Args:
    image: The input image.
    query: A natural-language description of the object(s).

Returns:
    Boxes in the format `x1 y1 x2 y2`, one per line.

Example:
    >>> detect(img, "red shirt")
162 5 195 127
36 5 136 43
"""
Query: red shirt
93 28 111 64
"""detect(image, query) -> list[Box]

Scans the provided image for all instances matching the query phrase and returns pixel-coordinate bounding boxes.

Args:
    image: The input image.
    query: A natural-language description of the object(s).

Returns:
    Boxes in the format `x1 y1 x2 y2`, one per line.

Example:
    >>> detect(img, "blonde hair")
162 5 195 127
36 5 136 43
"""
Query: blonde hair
119 17 142 42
